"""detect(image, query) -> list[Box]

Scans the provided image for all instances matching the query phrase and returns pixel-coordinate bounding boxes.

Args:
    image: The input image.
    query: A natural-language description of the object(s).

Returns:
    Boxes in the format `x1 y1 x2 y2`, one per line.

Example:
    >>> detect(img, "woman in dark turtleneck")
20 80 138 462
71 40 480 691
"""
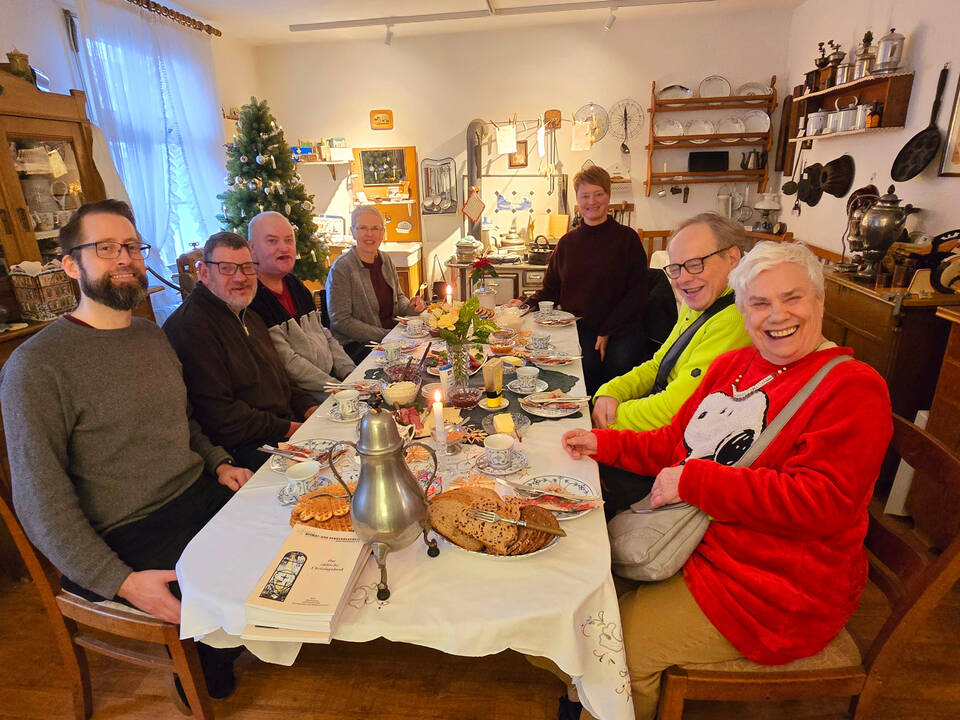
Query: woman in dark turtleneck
517 166 649 395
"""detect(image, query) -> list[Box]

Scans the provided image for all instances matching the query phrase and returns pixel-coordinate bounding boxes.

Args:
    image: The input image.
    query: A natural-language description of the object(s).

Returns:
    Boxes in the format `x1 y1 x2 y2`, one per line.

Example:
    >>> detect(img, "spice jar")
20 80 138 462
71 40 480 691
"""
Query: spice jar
867 102 884 129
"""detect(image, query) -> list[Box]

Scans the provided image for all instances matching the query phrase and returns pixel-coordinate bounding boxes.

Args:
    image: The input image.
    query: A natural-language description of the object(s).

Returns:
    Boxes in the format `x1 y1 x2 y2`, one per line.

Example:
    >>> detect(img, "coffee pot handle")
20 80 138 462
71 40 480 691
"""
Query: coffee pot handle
329 441 358 499
406 441 439 500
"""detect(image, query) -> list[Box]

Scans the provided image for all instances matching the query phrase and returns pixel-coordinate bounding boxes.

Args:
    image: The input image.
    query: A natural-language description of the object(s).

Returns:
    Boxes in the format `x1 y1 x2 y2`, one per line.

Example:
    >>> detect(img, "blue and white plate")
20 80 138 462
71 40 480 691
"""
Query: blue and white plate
278 475 343 505
327 401 370 423
506 378 549 395
474 450 528 476
516 475 597 520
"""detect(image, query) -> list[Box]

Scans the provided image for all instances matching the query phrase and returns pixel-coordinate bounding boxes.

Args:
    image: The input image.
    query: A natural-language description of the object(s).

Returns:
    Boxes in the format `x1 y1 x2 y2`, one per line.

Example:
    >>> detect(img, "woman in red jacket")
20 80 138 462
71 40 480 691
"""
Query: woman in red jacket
561 241 892 720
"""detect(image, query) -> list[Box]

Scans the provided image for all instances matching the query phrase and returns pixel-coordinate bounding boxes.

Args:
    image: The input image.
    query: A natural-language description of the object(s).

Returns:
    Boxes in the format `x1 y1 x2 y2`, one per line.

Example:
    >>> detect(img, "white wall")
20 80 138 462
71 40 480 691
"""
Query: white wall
249 8 791 284
783 0 960 254
0 0 80 93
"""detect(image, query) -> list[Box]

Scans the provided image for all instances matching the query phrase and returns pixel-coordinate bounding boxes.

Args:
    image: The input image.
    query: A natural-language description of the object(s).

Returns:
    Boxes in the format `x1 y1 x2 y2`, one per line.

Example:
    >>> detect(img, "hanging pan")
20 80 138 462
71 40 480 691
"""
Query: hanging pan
891 63 950 182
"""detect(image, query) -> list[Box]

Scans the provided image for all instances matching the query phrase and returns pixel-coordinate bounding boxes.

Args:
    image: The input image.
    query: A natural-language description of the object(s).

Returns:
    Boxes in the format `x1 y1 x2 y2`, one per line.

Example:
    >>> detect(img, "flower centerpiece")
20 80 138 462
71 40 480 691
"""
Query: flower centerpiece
425 295 498 394
470 255 499 311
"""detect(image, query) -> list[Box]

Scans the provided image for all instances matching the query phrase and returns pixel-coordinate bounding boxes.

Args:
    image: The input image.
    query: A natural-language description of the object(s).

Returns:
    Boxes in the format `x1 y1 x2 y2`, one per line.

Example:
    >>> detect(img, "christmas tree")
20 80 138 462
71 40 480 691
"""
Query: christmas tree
217 97 329 281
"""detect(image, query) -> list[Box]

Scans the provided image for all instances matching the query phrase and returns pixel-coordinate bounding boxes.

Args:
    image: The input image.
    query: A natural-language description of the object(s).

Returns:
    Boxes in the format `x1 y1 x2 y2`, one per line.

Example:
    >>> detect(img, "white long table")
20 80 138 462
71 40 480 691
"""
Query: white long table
177 317 634 720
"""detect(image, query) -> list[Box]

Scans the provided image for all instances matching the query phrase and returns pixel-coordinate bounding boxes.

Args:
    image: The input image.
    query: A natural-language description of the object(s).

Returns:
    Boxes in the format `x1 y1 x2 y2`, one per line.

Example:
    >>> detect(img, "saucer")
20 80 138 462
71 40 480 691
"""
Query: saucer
479 396 509 411
523 342 556 353
327 401 369 423
474 450 528 476
506 378 549 395
404 328 431 339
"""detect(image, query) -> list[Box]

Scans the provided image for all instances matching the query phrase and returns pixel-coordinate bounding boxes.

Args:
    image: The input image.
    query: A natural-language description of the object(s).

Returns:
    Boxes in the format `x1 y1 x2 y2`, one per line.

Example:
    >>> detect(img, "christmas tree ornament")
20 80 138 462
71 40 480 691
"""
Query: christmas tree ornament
240 155 248 163
302 201 314 212
236 119 242 129
255 154 268 165
258 203 264 212
234 175 243 184
285 203 291 214
291 224 299 232
248 179 259 191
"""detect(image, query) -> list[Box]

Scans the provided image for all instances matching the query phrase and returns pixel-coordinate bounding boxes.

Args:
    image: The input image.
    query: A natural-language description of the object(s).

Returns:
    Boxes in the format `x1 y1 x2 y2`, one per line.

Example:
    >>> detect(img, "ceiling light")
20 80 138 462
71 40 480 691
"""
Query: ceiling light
603 8 617 31
384 24 393 45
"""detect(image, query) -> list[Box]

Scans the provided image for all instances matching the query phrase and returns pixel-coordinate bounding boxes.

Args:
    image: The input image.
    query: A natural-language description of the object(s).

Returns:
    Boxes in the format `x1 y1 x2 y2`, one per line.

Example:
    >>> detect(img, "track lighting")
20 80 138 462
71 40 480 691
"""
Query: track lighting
603 7 617 31
384 24 393 45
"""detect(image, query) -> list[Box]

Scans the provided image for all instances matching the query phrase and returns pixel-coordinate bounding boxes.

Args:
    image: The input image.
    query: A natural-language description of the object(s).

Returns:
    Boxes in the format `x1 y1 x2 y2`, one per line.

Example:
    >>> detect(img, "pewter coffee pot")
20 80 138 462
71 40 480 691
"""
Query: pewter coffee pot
330 398 439 600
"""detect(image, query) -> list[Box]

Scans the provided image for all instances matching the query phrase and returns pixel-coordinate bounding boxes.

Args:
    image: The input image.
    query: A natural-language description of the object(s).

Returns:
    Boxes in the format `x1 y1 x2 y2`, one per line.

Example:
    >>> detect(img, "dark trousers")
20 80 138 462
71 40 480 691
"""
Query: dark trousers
60 477 239 683
343 341 371 365
578 325 651 397
599 463 656 521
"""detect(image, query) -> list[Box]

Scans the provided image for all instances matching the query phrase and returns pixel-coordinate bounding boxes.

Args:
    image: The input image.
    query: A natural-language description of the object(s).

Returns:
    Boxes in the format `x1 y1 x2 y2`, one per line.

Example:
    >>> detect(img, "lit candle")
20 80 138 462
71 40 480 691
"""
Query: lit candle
445 284 453 306
433 389 446 450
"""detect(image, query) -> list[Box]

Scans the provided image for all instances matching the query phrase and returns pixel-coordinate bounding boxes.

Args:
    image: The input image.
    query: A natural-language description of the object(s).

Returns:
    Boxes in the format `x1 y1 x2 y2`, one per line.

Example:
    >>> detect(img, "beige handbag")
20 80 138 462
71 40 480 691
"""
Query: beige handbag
608 355 851 581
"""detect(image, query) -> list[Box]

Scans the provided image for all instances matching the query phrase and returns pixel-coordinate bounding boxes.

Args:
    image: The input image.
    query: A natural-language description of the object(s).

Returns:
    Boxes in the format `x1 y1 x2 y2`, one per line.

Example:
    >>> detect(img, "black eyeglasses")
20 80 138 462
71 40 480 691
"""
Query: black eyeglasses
204 260 259 276
70 241 151 260
663 248 726 279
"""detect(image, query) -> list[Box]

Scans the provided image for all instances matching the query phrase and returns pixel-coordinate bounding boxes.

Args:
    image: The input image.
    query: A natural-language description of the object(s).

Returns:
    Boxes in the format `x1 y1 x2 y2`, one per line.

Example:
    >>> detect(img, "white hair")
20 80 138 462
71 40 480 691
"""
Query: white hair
728 241 824 310
350 205 384 230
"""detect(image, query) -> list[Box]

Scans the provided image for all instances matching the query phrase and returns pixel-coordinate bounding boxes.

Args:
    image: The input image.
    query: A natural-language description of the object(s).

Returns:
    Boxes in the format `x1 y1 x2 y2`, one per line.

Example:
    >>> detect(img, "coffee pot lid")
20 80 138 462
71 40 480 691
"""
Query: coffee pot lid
356 397 403 455
880 185 901 204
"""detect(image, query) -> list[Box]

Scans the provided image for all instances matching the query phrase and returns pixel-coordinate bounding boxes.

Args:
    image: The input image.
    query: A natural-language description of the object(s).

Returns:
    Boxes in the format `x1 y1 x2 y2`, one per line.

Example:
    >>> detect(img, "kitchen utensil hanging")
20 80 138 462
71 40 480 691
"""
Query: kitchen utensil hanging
420 157 458 215
891 63 950 182
820 154 855 197
574 102 610 144
608 98 645 154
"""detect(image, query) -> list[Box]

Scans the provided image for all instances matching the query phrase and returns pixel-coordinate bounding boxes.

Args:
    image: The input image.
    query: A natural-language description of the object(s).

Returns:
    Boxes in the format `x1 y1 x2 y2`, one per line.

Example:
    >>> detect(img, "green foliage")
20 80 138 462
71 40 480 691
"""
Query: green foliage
433 296 498 345
217 97 329 282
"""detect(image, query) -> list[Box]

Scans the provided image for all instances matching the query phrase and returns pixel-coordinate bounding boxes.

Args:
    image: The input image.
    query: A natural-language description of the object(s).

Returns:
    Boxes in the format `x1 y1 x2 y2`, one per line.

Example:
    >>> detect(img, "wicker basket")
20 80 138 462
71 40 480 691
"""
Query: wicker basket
10 265 78 322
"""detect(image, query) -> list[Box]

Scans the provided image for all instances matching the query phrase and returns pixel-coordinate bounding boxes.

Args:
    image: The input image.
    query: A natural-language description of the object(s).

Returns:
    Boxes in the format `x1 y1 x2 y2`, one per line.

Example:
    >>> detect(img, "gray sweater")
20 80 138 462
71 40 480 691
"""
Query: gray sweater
325 247 415 344
0 318 230 598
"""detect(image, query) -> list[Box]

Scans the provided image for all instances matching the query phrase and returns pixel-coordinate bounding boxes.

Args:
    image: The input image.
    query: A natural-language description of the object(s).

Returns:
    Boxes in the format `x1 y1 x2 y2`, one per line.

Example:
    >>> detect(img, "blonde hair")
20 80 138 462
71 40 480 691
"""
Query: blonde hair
573 166 612 196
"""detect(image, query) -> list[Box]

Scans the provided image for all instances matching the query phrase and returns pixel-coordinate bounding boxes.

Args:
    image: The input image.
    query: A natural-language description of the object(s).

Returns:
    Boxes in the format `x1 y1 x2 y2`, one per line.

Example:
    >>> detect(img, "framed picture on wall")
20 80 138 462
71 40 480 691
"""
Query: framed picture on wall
508 140 528 168
939 75 960 177
370 109 394 131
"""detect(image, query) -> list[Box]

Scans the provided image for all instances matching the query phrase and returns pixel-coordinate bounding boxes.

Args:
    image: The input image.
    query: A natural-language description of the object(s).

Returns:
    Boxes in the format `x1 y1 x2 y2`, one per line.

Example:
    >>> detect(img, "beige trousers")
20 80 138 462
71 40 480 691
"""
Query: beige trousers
619 573 742 719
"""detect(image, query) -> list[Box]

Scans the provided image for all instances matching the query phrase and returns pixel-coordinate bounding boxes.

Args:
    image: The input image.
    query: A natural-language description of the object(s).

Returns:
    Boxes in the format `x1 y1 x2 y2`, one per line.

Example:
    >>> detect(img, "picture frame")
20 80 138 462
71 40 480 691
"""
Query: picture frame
508 140 528 168
370 109 394 131
939 75 960 177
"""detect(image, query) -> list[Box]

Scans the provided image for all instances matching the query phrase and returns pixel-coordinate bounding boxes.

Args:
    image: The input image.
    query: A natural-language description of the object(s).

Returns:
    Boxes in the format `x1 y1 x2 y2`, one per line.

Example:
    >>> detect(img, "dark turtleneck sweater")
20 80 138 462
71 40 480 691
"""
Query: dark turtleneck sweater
525 217 648 337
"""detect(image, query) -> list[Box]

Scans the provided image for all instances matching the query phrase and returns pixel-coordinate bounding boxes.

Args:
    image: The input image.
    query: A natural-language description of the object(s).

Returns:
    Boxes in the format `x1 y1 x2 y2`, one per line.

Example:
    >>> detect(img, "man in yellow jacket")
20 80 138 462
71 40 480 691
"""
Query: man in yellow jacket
592 213 752 514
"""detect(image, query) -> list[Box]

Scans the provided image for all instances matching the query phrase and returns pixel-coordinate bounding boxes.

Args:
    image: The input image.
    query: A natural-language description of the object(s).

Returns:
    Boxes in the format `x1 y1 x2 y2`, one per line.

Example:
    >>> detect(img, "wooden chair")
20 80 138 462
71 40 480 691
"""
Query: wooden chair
657 413 960 720
0 476 213 719
637 228 672 259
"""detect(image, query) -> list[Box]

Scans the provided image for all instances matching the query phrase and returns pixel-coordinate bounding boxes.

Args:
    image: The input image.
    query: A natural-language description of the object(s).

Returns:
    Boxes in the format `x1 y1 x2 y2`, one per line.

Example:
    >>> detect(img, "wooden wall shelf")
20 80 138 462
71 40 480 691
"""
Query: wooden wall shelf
798 70 914 101
787 126 902 144
644 76 777 196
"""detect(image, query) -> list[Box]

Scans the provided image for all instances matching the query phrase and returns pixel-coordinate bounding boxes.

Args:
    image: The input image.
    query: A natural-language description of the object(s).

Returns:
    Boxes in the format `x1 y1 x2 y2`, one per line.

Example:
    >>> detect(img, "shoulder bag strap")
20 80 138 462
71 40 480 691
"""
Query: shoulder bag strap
734 354 852 468
651 293 736 394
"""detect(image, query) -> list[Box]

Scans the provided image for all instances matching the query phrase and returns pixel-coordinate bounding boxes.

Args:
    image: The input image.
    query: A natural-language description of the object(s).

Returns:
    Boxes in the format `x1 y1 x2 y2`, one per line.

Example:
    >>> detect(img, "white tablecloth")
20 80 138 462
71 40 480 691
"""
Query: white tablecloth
177 317 634 720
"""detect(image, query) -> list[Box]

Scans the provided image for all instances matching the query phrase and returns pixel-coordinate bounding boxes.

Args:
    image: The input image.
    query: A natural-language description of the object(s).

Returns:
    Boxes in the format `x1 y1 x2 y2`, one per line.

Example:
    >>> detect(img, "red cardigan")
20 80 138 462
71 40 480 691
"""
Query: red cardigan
594 345 892 664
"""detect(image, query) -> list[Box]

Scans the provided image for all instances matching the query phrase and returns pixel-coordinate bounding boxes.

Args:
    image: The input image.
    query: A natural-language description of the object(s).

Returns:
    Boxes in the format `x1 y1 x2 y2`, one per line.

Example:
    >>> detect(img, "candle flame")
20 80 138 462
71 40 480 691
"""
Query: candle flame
434 389 442 403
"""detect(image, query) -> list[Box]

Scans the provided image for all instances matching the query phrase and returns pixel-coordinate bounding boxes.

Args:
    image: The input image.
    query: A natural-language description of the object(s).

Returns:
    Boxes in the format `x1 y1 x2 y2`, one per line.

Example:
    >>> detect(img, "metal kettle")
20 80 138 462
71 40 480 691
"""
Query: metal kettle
859 185 918 253
330 399 439 600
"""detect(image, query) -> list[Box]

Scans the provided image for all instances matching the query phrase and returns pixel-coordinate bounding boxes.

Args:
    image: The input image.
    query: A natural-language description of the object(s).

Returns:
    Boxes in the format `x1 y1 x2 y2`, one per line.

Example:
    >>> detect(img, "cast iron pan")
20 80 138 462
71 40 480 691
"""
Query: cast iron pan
892 64 950 182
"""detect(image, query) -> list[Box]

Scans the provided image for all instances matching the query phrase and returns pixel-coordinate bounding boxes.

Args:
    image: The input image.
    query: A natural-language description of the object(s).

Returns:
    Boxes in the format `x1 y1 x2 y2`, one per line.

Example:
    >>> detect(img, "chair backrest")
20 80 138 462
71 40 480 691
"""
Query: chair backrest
638 228 672 259
862 414 960 675
176 248 202 300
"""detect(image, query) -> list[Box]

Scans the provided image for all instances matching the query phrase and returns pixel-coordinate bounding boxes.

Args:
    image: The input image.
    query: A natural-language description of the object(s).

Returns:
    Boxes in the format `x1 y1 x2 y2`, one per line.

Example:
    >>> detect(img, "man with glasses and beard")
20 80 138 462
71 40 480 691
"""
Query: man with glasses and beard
163 232 318 471
0 200 252 704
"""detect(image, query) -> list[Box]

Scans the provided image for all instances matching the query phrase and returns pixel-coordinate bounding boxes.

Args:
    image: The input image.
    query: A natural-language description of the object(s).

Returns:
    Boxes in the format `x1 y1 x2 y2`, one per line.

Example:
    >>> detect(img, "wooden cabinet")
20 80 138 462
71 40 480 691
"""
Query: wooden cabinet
927 308 960 456
821 271 959 421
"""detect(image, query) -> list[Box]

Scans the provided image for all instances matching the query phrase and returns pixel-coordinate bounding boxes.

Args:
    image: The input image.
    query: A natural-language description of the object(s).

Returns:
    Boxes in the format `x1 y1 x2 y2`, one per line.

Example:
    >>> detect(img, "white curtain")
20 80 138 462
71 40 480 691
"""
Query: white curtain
74 0 224 321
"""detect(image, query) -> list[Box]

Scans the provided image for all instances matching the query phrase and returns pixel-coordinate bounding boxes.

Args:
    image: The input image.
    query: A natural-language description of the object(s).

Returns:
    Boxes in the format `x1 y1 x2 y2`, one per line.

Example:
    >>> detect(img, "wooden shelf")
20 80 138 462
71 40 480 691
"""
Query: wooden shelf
788 126 903 143
794 70 914 102
33 229 60 240
298 159 350 179
645 76 776 196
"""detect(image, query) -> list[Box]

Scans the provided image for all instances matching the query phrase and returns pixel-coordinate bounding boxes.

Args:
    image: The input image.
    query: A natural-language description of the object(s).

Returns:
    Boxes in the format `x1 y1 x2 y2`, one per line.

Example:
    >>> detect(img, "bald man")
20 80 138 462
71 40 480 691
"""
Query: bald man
248 211 354 401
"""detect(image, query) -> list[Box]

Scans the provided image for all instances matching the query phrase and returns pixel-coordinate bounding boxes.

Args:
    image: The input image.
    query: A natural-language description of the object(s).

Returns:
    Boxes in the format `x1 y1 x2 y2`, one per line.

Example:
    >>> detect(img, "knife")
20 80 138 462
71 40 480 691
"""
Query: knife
495 477 601 502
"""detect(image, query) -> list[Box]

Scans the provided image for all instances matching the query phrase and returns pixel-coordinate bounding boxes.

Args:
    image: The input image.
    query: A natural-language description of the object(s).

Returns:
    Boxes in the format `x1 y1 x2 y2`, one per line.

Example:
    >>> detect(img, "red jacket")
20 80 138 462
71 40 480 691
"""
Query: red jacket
594 346 892 664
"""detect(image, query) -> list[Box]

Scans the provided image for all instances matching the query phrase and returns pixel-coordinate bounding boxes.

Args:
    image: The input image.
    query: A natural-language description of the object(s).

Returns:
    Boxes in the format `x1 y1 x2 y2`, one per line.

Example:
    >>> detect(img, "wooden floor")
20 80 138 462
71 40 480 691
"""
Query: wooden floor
0 576 957 720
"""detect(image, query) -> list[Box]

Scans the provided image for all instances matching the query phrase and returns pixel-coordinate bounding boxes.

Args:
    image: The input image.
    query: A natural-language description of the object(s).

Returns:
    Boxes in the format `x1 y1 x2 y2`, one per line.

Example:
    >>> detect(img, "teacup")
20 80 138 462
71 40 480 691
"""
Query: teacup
285 460 321 497
516 366 540 393
382 339 403 363
484 433 515 468
407 317 426 335
333 388 360 419
538 300 555 315
530 331 551 350
36 212 55 231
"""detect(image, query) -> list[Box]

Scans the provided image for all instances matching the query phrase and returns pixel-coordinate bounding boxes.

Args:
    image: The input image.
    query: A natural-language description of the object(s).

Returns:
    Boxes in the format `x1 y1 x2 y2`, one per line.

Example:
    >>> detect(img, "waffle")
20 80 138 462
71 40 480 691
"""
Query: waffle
290 492 354 532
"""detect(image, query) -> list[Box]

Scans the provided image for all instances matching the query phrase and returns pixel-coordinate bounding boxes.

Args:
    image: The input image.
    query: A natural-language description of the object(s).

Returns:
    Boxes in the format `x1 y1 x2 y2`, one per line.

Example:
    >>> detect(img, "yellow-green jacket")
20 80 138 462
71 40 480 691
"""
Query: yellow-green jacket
594 288 751 431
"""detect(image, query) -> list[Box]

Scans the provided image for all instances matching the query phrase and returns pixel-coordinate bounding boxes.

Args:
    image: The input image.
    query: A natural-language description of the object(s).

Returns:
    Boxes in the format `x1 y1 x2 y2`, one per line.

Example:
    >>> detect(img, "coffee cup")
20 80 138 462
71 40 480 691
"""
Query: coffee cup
484 433 515 468
36 212 55 231
530 331 550 350
538 300 555 315
382 339 402 363
407 317 425 335
284 460 321 497
333 388 360 419
516 366 540 393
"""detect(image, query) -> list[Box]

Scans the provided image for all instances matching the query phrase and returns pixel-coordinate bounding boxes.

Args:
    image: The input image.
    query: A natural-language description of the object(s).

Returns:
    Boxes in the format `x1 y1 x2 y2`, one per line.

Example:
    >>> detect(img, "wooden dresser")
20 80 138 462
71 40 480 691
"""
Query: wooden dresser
821 271 960 422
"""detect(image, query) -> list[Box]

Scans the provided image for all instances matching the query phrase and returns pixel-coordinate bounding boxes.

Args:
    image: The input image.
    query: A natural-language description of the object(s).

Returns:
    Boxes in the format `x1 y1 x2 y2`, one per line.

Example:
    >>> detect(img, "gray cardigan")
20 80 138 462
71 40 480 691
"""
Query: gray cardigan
326 247 415 344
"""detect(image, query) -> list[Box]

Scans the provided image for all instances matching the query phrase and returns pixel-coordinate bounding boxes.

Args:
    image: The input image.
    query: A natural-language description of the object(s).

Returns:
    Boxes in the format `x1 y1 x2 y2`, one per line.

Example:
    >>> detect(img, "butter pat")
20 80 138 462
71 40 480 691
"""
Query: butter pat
501 356 523 367
493 413 515 434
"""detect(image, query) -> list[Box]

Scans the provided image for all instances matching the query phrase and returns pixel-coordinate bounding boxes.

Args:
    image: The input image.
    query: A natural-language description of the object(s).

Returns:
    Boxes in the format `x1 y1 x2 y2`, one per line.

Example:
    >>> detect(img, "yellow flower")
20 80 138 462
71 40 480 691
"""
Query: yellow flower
438 312 458 329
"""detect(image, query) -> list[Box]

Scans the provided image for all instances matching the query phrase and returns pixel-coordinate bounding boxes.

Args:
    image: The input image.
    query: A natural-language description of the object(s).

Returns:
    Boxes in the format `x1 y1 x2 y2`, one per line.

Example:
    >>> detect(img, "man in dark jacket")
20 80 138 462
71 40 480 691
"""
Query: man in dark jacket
164 232 318 470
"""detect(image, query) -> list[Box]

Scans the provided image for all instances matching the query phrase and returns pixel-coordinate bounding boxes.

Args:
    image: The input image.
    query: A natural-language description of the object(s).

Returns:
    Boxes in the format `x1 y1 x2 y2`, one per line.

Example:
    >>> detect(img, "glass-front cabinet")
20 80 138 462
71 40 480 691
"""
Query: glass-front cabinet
0 67 106 321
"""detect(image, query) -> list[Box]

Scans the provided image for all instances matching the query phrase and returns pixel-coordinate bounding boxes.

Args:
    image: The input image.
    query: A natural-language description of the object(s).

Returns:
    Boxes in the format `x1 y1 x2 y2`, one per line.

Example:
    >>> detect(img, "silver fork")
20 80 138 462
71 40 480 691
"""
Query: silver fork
464 507 566 536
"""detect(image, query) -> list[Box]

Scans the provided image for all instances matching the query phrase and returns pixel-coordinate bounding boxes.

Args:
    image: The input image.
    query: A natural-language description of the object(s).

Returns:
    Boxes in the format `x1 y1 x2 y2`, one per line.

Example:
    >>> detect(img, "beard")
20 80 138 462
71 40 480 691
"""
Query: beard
77 261 149 311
